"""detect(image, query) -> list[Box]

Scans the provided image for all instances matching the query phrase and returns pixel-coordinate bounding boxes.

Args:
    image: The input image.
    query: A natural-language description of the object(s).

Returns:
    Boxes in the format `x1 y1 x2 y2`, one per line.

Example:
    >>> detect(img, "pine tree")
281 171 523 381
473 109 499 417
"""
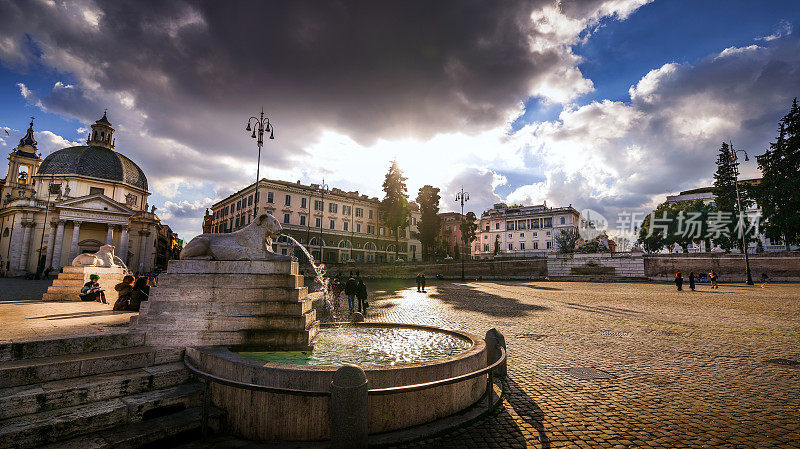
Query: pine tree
379 161 409 260
712 142 752 251
415 185 441 262
459 211 479 257
755 98 800 249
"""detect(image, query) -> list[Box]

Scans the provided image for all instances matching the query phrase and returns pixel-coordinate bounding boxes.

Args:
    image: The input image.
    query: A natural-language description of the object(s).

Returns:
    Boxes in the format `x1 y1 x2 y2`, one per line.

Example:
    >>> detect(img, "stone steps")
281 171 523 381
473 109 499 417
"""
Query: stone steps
156 273 304 289
139 297 314 316
51 278 89 287
0 383 204 449
0 332 145 362
144 323 319 349
136 310 316 332
0 345 183 388
151 286 309 302
37 406 224 449
0 362 189 420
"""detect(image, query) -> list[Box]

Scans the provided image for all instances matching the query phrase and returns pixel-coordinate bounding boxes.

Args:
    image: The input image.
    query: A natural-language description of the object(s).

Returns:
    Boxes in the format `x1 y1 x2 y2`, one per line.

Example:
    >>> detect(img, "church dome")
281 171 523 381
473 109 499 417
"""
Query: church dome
38 145 148 191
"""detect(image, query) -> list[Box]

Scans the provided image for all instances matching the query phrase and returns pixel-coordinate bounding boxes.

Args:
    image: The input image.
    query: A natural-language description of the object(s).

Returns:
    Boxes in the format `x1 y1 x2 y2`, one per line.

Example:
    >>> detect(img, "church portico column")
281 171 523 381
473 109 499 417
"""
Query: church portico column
18 222 34 271
68 221 82 261
45 221 57 269
106 224 114 246
138 228 151 272
51 220 66 271
119 226 129 263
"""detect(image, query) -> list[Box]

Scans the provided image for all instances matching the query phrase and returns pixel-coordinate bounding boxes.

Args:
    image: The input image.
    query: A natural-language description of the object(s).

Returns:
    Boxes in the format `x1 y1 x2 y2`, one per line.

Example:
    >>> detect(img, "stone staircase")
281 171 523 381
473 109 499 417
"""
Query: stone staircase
0 332 222 449
41 266 125 302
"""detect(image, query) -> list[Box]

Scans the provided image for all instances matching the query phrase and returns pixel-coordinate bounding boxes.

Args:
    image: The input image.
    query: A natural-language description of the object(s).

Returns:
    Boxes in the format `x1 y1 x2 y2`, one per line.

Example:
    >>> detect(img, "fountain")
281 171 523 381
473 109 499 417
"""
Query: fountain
135 213 503 444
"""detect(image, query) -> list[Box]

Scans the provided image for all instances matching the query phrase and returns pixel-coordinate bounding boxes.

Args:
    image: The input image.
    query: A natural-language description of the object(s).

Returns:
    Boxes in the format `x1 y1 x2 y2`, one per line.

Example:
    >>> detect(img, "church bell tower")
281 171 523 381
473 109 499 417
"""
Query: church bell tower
86 110 115 149
5 119 42 199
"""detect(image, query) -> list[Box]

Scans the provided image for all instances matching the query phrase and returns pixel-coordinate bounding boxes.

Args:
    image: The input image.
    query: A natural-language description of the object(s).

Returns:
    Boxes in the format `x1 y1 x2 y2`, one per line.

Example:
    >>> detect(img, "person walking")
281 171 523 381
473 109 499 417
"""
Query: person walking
415 273 423 292
420 273 426 292
113 275 135 311
709 270 718 289
80 274 108 304
760 273 769 288
356 276 368 314
688 271 696 291
344 271 358 313
675 272 683 291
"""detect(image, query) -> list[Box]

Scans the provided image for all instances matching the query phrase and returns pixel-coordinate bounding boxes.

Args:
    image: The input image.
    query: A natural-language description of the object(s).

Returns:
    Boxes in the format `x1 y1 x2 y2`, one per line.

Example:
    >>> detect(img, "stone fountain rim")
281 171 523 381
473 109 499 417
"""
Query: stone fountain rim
198 322 484 375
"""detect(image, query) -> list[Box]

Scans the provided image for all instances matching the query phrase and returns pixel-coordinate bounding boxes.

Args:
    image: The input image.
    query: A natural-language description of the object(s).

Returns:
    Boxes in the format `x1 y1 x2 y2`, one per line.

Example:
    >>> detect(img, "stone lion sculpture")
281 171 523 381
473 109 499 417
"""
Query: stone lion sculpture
72 244 119 267
180 213 291 261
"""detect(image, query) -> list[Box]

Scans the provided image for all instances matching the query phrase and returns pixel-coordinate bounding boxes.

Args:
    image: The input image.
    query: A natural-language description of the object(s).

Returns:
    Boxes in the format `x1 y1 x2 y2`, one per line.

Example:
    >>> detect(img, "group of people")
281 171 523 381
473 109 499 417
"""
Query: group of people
330 271 368 314
415 272 427 292
79 273 152 311
674 270 770 291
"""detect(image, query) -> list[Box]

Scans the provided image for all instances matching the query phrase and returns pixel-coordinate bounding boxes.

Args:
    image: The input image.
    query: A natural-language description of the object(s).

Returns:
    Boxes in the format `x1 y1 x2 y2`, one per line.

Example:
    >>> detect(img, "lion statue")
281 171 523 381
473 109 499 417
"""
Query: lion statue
180 213 291 261
72 244 119 267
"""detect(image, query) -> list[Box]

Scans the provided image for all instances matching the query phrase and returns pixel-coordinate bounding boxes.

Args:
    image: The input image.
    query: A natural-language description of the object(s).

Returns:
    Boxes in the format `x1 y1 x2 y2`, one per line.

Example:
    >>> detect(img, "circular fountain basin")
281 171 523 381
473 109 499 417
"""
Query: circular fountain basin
187 323 487 442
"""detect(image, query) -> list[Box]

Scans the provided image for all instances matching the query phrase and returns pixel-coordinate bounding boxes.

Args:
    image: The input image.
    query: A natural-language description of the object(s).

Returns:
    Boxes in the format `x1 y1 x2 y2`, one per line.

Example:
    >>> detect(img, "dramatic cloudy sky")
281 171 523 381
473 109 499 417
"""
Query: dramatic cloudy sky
0 0 798 240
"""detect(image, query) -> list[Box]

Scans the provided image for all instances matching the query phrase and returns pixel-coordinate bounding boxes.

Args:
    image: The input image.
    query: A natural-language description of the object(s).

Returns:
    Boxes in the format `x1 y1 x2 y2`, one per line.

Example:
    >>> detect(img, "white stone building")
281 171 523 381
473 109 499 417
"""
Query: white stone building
0 113 162 276
472 202 582 259
665 182 797 252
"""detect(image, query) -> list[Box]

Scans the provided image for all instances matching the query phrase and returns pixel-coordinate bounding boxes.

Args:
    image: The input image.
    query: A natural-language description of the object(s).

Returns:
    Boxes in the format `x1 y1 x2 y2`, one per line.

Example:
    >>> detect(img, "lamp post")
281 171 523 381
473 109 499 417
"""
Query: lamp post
722 142 754 285
245 108 274 220
455 187 469 282
317 179 329 264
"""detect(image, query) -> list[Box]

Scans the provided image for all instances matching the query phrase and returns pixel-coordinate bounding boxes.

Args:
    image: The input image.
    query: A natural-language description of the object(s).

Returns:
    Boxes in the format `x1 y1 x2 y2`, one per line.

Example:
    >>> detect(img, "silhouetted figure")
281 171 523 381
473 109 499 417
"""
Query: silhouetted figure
689 271 696 291
675 272 683 291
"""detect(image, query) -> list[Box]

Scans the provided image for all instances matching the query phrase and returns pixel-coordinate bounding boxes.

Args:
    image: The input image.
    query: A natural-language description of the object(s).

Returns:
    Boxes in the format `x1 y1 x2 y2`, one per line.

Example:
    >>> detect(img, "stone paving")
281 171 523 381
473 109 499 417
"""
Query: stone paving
358 279 800 448
2 277 799 448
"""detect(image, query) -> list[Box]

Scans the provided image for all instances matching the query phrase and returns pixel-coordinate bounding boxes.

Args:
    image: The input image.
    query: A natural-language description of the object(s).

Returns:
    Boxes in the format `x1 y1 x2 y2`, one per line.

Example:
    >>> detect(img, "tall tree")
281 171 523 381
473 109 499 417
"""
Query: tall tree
637 200 715 253
712 142 752 251
415 185 441 261
554 228 579 253
755 98 800 249
379 161 409 260
459 212 478 258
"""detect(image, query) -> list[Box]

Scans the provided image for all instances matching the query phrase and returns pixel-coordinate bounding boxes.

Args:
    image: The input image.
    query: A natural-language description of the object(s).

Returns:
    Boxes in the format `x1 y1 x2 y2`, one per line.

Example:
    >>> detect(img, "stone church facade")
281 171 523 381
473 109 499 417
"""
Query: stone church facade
0 113 162 276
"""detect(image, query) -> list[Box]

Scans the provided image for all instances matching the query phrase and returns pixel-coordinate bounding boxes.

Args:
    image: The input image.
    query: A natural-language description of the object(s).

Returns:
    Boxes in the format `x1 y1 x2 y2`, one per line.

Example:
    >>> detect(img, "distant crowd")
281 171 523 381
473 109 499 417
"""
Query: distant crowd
673 270 770 291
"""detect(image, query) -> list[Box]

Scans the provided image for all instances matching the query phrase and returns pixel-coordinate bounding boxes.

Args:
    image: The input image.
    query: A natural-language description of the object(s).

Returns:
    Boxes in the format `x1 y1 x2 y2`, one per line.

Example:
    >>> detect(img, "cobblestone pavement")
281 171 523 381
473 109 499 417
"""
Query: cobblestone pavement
0 278 134 341
355 280 800 448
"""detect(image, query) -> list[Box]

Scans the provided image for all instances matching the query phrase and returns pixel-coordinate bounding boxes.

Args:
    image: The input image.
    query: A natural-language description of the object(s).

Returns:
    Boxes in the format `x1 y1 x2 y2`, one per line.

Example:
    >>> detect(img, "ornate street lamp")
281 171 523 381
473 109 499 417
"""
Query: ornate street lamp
245 108 274 220
316 179 329 263
455 187 470 281
720 142 754 285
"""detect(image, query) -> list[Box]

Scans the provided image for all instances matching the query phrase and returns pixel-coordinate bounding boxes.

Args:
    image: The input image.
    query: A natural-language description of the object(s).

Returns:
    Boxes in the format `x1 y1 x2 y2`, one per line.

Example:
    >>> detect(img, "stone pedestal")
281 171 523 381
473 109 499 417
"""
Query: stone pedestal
132 259 318 349
42 266 126 302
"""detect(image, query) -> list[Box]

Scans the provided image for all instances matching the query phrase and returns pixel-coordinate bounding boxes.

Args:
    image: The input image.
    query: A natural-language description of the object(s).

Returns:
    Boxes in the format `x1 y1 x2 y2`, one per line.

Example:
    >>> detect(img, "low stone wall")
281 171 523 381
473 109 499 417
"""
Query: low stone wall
546 253 645 279
307 259 548 280
644 252 800 281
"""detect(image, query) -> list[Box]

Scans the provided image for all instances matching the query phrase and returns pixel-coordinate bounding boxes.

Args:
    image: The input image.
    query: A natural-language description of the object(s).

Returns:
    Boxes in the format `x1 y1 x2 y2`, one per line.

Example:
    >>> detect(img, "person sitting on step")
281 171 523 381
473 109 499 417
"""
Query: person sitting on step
80 274 108 304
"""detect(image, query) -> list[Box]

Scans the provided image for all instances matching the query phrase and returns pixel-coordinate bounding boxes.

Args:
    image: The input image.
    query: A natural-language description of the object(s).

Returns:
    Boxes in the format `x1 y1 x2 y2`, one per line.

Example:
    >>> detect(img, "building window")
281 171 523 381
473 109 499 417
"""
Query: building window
314 200 323 211
237 201 241 211
546 231 551 237
508 243 513 251
368 210 374 219
267 192 274 203
356 223 362 233
299 215 307 226
285 194 291 206
533 241 539 250
329 219 335 229
508 233 513 239
485 226 489 231
546 241 552 249
329 203 338 213
281 248 288 256
520 242 525 250
301 197 307 209
283 213 290 224
520 233 524 238
89 187 105 196
495 223 500 229
235 217 240 227
356 207 363 217
560 216 565 225
519 222 527 230
483 244 489 252
343 205 351 215
533 232 538 237
343 221 349 231
367 225 374 234
506 222 514 231
544 218 552 227
315 217 321 228
379 227 385 236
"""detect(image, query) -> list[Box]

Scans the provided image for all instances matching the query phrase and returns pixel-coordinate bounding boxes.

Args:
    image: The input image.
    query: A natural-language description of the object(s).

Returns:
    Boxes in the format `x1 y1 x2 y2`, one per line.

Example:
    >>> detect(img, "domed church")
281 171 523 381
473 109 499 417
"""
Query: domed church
0 112 162 276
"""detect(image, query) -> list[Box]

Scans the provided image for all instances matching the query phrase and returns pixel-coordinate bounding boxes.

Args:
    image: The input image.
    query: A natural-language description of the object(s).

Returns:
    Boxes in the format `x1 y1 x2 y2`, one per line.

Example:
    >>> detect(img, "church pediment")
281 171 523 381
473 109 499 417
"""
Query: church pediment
56 194 135 216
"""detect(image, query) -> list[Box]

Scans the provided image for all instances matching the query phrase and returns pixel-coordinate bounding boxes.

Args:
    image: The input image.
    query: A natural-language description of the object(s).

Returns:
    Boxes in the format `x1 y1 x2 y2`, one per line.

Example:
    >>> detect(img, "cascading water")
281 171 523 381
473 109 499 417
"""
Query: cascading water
282 234 341 322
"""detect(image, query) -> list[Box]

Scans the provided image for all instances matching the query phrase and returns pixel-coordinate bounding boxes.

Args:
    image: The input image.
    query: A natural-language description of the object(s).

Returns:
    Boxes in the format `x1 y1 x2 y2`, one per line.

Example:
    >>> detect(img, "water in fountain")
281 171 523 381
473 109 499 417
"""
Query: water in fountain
282 234 341 322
